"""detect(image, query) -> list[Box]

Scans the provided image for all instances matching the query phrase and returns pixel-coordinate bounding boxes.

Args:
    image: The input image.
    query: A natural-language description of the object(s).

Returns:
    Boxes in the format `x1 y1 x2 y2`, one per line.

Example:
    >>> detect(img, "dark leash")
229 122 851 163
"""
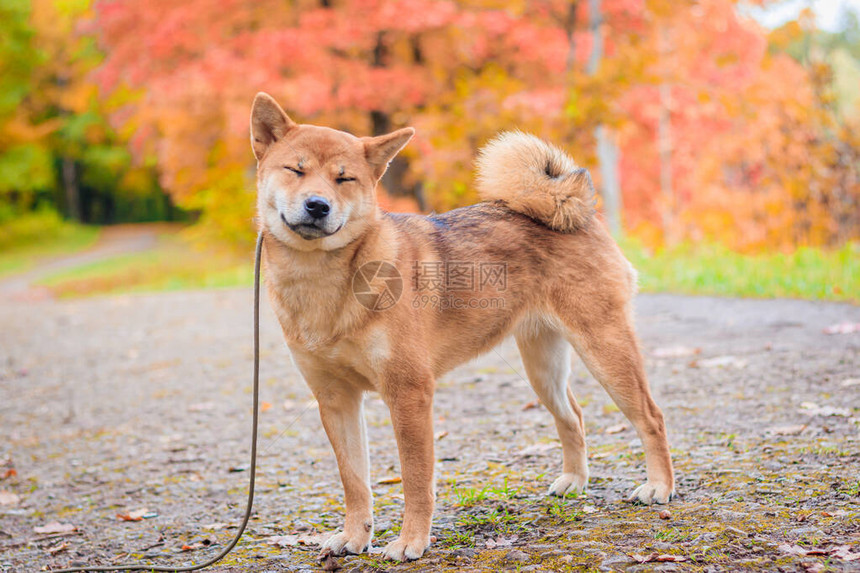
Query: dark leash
54 232 264 572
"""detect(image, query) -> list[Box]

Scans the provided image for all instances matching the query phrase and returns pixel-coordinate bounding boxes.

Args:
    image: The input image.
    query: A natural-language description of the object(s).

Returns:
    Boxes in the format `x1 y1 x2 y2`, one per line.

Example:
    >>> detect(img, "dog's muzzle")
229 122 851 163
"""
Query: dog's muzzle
281 211 342 240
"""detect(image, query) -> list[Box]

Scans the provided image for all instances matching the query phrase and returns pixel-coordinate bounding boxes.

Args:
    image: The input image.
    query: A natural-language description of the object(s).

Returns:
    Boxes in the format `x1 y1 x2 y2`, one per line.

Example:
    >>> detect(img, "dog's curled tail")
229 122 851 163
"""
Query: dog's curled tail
475 131 595 232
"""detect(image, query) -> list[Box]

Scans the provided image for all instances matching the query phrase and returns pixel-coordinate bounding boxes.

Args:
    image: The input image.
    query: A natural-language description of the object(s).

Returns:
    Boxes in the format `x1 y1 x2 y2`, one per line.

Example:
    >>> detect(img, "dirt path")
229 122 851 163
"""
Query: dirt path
0 224 163 301
0 290 857 572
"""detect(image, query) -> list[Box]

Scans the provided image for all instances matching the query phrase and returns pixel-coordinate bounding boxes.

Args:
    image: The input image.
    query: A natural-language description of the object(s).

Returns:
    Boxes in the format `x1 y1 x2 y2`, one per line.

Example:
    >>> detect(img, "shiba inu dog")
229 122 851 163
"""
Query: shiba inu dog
250 92 675 561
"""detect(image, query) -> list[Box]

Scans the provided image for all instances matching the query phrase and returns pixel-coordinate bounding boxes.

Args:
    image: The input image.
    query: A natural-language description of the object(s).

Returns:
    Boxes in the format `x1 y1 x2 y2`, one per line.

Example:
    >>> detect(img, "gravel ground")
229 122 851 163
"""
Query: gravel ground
0 289 858 572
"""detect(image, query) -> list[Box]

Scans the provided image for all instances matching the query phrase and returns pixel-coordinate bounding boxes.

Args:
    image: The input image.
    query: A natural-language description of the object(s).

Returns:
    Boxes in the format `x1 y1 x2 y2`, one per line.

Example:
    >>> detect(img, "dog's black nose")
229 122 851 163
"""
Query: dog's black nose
304 196 330 219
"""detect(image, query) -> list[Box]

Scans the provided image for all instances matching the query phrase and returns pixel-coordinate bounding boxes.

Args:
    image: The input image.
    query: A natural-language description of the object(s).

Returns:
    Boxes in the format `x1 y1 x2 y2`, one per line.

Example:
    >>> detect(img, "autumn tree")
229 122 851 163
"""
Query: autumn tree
91 0 859 249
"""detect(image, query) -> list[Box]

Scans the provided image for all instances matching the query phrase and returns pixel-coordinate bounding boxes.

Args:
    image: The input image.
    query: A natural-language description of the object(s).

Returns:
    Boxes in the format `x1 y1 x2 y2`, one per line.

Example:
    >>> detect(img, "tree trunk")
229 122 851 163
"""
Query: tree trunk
369 34 425 210
62 157 82 222
595 126 621 235
586 0 622 236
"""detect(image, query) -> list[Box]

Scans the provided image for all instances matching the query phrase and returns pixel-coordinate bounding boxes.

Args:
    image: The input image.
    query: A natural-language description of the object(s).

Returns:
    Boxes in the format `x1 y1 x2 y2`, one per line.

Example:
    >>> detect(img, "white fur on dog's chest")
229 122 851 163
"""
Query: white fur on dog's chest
289 324 391 392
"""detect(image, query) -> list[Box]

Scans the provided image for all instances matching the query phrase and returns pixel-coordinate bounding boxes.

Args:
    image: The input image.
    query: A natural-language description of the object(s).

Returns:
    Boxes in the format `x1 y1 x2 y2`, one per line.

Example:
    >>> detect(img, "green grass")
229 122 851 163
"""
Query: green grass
25 223 859 303
37 234 253 297
0 211 100 277
620 238 859 303
451 478 521 507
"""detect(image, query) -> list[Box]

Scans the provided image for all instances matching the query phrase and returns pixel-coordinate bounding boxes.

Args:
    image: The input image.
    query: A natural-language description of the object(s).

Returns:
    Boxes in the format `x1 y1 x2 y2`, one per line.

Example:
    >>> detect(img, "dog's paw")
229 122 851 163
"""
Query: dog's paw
381 534 430 561
323 529 372 555
547 472 588 497
628 482 675 505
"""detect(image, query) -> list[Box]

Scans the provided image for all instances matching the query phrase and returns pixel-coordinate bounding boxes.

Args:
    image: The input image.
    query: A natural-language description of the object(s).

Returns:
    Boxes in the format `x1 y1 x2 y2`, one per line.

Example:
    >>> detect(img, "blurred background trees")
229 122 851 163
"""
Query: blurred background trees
0 0 178 226
1 0 858 253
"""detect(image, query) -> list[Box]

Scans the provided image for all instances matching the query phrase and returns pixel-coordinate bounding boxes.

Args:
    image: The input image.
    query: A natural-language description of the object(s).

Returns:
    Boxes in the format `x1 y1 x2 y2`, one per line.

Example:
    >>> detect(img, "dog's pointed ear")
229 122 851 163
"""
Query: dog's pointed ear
250 93 297 161
362 127 415 180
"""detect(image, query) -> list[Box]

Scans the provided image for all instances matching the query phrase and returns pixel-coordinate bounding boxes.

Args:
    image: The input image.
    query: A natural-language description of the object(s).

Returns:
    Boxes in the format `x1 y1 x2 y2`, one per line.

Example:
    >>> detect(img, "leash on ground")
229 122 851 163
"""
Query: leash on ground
54 232 265 573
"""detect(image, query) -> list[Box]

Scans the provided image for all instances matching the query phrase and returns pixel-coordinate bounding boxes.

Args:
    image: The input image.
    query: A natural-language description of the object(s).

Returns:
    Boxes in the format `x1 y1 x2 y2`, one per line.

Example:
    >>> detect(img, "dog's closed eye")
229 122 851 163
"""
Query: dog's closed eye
336 176 356 184
285 166 304 177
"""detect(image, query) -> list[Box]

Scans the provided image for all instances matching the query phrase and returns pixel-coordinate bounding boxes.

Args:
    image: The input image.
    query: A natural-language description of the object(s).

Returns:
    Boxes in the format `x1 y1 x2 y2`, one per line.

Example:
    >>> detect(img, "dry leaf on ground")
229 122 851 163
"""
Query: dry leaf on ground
799 402 851 417
377 476 402 485
318 547 342 571
605 424 628 434
767 425 807 436
652 345 700 358
823 322 860 335
202 523 234 531
696 355 748 369
180 539 211 551
630 553 687 563
116 508 155 521
0 491 20 505
485 535 517 549
33 522 77 534
267 532 328 547
832 545 860 561
46 541 69 555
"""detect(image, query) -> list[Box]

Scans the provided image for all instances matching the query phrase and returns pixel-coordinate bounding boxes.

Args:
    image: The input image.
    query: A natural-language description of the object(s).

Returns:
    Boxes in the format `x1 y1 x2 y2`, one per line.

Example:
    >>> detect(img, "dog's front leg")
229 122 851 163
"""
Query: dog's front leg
380 377 435 561
314 384 374 555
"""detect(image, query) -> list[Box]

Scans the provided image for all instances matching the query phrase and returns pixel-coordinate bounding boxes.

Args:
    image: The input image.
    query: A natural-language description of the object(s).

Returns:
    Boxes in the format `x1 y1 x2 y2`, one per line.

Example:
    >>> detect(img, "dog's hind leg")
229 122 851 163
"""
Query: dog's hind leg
553 299 675 505
515 322 589 497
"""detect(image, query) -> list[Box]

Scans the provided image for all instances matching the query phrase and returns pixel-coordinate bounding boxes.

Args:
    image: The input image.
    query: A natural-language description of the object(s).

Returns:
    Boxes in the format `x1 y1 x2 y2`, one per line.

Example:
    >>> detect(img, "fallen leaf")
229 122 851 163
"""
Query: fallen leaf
0 491 20 505
517 443 559 457
228 464 249 473
46 541 69 555
179 539 211 552
656 555 687 562
297 532 329 546
33 522 77 534
260 401 272 412
318 547 342 571
0 468 17 480
116 508 152 522
767 424 807 436
832 545 860 561
630 552 687 563
521 400 540 411
697 355 747 369
823 322 860 335
798 403 851 417
267 532 328 547
840 378 860 387
659 509 672 520
485 535 517 549
804 549 831 556
605 424 627 435
778 543 811 556
202 523 233 531
377 476 402 485
821 510 849 518
267 534 299 547
434 430 449 441
652 346 700 359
